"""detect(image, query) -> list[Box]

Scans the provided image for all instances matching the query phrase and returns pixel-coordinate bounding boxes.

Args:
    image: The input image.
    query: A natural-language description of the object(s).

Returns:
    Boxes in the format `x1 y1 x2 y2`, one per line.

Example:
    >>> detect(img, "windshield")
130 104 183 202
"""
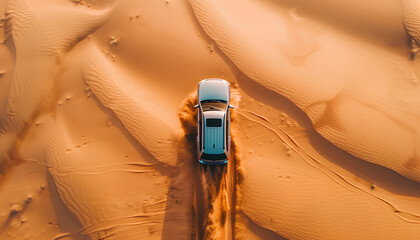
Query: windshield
201 100 227 112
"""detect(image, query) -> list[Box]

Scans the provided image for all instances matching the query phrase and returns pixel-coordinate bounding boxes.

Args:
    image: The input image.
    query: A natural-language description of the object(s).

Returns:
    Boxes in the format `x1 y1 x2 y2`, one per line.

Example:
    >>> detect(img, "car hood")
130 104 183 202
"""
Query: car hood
198 80 230 102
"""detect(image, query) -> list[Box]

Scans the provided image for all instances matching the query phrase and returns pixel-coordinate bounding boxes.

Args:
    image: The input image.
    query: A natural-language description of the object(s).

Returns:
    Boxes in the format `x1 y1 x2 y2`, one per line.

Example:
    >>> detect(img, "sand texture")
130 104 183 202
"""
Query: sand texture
1 0 420 239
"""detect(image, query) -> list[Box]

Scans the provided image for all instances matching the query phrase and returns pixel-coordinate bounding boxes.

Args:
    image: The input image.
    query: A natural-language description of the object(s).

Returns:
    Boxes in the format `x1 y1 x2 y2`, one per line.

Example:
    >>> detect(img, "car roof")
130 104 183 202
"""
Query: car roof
198 79 230 102
202 111 225 154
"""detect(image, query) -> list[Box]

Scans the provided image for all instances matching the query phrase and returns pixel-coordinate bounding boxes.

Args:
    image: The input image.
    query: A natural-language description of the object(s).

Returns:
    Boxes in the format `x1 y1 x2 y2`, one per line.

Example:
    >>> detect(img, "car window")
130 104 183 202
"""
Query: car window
198 110 202 150
206 118 222 127
201 100 227 112
226 109 229 150
201 153 227 160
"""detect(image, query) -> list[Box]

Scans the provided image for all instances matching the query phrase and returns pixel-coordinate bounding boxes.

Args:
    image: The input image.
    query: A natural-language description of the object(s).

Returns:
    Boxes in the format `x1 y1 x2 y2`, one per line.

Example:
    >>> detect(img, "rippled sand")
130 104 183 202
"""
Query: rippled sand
1 0 420 239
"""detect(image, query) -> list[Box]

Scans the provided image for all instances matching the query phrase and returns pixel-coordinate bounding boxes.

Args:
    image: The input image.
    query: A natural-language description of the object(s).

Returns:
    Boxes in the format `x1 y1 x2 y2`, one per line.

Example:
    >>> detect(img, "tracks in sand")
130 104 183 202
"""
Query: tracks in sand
192 154 237 240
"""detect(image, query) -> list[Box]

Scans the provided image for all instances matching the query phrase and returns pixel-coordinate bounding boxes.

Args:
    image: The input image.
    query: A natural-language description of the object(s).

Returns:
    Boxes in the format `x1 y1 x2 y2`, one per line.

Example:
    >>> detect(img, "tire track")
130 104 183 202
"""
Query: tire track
237 109 420 224
178 93 238 240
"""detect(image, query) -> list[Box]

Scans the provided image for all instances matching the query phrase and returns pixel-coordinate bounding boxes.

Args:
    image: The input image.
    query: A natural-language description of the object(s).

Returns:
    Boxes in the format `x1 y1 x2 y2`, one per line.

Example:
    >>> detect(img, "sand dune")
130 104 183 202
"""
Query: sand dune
188 0 420 183
82 42 180 166
1 0 420 239
403 0 420 44
0 0 111 168
234 96 420 239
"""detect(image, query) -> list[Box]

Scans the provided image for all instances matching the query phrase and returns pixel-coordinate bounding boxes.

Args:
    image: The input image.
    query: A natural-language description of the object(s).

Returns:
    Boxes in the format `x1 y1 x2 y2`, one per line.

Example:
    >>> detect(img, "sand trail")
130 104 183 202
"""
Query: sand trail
194 164 233 240
178 93 240 240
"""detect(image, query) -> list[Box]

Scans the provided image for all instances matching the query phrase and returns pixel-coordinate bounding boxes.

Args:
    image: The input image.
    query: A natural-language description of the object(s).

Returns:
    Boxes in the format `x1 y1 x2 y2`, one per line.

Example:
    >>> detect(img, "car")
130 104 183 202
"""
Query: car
194 78 234 164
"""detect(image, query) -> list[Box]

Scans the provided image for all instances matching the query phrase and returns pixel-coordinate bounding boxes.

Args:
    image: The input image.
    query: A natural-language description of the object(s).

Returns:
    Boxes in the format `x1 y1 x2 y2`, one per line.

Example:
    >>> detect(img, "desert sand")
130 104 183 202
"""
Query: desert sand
1 0 420 239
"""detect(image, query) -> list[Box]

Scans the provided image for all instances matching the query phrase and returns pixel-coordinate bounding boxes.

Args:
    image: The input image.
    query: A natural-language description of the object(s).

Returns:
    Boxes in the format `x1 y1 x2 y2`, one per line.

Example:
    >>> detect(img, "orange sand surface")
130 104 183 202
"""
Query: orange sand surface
1 0 420 239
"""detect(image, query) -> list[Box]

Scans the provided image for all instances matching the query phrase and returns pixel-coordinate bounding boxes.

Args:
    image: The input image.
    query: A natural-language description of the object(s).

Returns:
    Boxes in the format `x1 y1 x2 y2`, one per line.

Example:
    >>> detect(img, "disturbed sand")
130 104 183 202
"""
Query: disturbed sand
1 0 420 239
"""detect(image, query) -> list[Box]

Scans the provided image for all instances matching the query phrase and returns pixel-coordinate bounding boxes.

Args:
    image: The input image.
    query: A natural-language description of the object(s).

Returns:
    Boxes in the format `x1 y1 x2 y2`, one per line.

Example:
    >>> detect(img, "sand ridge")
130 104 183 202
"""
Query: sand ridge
0 0 111 170
82 42 180 167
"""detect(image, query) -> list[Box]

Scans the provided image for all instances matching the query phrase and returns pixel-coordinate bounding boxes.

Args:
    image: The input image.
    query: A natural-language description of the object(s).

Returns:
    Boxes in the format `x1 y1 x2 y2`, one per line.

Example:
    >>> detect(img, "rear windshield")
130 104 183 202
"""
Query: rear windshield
201 100 227 112
206 118 222 127
201 153 227 160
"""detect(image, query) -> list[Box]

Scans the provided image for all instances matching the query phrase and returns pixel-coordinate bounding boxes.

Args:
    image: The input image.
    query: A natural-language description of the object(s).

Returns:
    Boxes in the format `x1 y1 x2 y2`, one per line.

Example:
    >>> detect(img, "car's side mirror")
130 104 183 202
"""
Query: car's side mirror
194 104 199 109
228 105 235 109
